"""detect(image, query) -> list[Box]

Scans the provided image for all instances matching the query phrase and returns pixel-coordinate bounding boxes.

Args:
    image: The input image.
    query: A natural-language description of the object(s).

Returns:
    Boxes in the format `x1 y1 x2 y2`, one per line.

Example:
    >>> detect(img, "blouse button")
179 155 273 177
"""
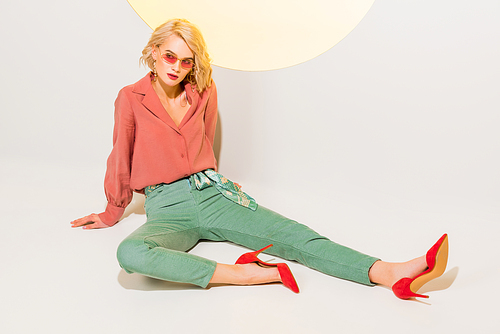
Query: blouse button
181 154 185 158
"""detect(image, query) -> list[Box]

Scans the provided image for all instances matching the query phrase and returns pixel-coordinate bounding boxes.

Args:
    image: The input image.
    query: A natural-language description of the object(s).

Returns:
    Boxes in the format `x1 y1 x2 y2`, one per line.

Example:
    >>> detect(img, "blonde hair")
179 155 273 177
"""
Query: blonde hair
140 19 212 93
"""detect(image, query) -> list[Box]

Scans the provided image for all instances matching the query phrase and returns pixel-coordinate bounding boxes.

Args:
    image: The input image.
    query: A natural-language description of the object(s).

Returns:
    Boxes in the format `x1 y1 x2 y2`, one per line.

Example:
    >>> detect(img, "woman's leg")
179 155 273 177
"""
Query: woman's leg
368 257 427 287
116 218 217 288
116 180 217 288
192 185 380 286
209 263 281 285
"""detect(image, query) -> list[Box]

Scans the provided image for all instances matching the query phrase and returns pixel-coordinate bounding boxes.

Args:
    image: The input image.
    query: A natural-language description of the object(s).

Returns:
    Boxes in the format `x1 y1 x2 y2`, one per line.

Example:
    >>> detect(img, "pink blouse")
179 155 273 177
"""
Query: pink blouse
98 73 218 226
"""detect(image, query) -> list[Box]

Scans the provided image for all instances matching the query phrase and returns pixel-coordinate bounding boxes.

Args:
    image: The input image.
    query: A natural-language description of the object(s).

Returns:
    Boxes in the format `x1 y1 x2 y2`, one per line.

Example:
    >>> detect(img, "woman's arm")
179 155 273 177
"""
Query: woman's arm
71 88 136 229
204 81 218 149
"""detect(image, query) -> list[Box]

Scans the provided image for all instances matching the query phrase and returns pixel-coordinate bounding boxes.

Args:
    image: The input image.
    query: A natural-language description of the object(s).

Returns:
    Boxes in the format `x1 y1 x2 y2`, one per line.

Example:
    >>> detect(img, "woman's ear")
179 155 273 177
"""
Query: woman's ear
151 46 157 61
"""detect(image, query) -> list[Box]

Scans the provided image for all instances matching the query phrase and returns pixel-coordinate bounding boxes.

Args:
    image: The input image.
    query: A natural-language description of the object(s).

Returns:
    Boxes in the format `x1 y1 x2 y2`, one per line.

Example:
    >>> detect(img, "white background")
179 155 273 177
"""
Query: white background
1 1 499 333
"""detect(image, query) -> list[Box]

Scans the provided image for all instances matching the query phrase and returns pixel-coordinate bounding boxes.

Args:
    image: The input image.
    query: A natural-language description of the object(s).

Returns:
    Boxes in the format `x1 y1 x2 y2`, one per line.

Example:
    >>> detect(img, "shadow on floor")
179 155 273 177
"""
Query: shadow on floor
420 266 459 294
117 269 203 291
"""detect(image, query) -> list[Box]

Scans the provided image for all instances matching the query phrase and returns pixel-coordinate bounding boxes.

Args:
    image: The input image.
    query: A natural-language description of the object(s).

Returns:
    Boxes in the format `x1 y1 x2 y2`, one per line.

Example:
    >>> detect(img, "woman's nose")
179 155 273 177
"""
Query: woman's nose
172 60 181 72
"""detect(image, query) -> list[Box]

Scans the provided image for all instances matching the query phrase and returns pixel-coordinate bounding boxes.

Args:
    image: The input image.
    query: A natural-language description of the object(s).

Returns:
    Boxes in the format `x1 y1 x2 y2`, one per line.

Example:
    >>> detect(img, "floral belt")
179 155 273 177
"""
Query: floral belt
145 169 257 211
192 169 257 211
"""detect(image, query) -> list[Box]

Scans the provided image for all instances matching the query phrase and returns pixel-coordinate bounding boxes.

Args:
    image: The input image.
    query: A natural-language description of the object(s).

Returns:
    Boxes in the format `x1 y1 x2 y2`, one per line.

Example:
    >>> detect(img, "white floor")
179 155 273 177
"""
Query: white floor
1 157 498 334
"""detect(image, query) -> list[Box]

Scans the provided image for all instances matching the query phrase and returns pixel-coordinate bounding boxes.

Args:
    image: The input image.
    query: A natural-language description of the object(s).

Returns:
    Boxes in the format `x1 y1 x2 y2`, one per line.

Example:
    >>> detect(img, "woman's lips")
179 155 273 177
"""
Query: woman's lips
167 73 178 80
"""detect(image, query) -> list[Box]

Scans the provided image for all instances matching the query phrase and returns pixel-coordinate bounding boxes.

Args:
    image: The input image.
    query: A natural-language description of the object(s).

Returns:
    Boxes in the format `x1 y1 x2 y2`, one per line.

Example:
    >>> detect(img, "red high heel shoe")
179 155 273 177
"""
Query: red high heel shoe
392 234 449 299
235 244 300 293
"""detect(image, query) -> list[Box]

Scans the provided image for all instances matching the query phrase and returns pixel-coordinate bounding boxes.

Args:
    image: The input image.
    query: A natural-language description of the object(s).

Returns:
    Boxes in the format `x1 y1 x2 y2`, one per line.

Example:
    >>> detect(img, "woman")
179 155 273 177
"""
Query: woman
71 19 448 299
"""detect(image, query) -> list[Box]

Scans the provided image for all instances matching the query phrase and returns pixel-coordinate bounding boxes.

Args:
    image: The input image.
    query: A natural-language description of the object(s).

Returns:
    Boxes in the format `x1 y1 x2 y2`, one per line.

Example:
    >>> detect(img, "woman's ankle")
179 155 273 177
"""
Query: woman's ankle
209 263 280 285
368 256 427 287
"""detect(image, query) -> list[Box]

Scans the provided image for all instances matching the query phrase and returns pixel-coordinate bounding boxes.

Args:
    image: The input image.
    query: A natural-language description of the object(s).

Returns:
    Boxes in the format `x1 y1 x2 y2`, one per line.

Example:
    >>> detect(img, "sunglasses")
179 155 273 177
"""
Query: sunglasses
159 50 195 69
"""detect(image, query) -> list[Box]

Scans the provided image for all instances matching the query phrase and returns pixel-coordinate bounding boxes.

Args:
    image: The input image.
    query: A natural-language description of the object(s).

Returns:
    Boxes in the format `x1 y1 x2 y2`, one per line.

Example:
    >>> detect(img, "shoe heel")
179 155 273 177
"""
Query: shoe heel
235 244 273 265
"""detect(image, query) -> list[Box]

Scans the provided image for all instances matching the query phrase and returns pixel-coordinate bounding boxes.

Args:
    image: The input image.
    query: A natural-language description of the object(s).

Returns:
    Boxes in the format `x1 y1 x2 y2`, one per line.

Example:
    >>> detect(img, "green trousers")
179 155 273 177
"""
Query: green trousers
117 175 379 288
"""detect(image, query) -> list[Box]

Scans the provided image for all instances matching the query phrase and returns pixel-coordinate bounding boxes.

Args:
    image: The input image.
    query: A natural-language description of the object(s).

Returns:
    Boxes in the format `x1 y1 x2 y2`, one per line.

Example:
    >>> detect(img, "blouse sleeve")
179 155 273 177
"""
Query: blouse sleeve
204 81 218 150
97 88 135 226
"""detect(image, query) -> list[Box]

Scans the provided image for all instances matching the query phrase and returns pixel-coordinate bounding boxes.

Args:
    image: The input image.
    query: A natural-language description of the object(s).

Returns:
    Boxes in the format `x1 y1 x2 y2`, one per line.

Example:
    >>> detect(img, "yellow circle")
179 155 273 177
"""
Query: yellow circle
127 0 375 71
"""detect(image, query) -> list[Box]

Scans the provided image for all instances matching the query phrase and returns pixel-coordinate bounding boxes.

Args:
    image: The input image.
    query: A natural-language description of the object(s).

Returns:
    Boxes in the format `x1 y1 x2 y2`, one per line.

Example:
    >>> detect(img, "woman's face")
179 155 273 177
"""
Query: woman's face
152 34 194 87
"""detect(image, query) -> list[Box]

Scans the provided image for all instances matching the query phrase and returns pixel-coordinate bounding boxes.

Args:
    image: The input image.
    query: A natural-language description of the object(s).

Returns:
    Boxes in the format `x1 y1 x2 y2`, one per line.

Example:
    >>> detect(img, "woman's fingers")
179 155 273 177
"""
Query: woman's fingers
70 214 95 227
82 220 109 229
70 215 91 227
71 213 108 229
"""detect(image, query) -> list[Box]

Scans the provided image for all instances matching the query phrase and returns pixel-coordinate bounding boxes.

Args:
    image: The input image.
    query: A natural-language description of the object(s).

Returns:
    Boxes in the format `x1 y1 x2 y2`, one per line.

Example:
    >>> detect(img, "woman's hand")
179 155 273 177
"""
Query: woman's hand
71 213 109 230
